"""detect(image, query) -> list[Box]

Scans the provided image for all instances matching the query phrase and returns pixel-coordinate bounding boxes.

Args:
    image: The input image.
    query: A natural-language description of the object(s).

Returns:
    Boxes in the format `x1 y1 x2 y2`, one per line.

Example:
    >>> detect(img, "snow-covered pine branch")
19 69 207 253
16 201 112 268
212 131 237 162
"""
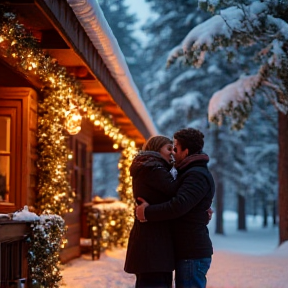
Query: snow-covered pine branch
208 65 287 129
198 0 236 13
167 0 288 129
208 75 259 129
168 1 288 67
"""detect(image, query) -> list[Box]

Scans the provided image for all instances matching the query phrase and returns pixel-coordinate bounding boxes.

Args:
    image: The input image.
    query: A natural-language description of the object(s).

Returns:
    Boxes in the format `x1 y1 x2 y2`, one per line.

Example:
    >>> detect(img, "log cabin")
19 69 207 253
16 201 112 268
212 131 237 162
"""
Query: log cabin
0 0 157 285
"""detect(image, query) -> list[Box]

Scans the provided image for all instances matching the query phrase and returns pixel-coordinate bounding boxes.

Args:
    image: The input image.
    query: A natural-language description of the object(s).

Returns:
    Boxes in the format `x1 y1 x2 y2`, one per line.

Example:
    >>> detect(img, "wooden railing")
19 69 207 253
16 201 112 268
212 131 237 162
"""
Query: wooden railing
0 220 31 288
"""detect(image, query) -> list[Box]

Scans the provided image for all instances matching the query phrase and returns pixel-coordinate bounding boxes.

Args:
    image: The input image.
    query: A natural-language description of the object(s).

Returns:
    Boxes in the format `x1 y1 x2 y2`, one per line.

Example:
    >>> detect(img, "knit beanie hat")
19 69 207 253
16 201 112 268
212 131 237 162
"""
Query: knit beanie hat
142 136 172 152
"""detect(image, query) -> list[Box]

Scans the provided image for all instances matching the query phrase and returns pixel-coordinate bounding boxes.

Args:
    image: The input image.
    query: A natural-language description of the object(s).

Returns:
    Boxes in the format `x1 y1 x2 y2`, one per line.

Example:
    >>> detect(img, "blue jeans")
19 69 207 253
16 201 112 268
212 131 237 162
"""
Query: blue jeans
175 257 211 288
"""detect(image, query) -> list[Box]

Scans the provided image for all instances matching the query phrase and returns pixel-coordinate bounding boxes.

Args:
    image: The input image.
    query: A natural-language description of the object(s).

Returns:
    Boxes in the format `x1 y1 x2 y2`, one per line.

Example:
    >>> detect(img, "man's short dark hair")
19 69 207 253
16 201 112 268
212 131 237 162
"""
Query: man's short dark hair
173 128 204 155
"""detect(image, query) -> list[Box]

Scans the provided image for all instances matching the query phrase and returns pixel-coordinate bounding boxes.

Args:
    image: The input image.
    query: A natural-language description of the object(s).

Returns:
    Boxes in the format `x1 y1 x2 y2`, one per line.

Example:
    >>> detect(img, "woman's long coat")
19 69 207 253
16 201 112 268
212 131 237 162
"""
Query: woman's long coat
124 151 178 274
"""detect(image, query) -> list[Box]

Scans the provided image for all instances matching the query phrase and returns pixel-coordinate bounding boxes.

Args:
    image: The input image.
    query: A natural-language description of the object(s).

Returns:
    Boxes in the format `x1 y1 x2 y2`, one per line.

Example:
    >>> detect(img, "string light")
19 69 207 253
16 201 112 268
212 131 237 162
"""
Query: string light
87 201 129 260
0 5 137 216
67 152 73 160
117 144 138 238
64 104 82 135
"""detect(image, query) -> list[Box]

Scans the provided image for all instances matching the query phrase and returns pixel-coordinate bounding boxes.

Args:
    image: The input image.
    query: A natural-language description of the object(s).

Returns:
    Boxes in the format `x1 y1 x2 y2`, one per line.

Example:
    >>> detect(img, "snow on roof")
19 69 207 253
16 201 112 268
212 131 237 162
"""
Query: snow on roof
66 0 158 137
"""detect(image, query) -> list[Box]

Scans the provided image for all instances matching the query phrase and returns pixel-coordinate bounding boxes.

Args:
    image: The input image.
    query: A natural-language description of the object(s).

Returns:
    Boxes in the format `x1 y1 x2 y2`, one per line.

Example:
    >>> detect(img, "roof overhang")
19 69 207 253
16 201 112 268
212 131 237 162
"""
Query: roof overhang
0 0 157 150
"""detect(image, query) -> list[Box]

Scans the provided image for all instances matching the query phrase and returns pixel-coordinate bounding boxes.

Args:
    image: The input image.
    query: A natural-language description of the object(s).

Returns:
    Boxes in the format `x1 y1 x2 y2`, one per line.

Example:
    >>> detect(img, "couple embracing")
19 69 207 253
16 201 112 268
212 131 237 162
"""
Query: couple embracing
124 128 215 288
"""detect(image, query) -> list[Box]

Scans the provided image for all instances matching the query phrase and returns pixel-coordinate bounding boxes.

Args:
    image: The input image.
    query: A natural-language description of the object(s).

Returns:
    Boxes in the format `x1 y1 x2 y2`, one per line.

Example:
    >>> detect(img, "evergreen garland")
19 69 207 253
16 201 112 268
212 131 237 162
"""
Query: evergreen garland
27 213 66 288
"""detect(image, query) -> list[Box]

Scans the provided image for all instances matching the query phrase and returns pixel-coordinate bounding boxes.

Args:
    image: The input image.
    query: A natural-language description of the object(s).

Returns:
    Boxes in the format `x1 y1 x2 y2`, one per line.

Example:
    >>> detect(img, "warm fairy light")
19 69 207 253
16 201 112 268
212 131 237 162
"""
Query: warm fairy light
113 143 119 149
65 107 82 135
0 35 4 42
110 220 116 226
121 139 129 147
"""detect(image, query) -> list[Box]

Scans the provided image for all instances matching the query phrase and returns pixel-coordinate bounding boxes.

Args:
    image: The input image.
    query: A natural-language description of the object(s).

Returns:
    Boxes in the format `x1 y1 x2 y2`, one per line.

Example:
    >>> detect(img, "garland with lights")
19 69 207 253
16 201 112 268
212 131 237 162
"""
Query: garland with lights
117 146 138 240
0 5 137 217
0 4 138 285
87 201 129 260
27 213 66 288
12 206 66 288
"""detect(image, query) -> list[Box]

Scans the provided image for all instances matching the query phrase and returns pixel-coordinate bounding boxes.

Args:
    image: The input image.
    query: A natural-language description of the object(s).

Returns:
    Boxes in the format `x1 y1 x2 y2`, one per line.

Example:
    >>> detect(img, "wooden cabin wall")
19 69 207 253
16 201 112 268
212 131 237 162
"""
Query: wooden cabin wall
60 118 94 263
27 89 38 208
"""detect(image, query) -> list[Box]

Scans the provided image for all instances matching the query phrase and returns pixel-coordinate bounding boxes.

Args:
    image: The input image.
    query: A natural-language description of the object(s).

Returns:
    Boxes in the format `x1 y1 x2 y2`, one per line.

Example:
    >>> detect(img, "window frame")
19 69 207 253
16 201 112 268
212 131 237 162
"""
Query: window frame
0 88 33 213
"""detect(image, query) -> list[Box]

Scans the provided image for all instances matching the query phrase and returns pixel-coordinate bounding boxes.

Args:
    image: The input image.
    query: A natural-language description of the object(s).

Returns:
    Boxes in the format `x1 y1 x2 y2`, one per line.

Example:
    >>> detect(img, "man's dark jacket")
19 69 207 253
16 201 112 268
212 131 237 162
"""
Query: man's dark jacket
144 153 215 260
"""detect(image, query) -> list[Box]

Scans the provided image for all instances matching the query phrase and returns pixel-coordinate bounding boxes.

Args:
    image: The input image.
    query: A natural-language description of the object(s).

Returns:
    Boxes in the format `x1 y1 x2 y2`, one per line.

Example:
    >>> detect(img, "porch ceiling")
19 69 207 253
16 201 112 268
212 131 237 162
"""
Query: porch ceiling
2 0 148 150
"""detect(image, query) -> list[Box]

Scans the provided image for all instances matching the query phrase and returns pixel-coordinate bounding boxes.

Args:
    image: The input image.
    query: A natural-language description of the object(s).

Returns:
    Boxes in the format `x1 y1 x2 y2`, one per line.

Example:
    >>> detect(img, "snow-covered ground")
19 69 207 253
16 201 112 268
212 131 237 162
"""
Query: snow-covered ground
59 211 288 288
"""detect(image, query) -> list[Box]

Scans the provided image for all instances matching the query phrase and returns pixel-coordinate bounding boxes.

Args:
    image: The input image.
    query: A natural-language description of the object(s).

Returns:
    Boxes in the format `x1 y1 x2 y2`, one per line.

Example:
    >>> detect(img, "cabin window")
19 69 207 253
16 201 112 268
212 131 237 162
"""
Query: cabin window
0 87 36 213
0 102 18 213
0 116 11 202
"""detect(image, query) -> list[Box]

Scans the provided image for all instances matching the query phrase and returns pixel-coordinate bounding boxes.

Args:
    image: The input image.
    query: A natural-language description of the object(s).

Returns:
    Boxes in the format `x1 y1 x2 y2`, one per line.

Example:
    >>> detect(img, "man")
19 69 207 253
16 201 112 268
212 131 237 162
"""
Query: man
136 128 215 288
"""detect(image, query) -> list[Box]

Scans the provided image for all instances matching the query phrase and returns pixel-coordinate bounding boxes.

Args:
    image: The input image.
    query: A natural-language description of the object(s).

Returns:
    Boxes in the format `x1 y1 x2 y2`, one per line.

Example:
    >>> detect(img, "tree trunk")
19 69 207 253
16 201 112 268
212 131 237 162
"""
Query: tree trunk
212 128 225 235
273 200 277 226
278 112 288 244
215 179 224 234
263 202 268 227
237 194 246 230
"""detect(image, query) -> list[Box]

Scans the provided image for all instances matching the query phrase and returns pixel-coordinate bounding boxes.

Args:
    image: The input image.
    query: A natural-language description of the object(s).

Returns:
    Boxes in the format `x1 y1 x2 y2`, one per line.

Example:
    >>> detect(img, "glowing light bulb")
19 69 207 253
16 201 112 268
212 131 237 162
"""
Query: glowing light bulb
65 107 82 135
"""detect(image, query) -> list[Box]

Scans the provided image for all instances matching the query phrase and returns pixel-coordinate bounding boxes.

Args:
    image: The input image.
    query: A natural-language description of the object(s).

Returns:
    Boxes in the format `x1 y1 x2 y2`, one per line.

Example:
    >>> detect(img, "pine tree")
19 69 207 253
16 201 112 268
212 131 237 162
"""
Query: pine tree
167 0 288 244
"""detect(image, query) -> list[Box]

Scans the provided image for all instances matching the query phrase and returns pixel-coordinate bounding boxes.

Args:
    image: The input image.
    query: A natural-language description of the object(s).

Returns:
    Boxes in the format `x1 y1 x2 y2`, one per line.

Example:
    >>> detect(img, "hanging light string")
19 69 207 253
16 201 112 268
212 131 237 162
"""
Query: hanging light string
0 6 137 218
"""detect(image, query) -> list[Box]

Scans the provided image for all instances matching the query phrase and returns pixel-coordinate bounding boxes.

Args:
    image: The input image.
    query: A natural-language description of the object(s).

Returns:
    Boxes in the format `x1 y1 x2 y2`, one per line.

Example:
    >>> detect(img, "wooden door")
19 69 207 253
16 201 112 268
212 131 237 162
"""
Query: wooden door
60 119 93 263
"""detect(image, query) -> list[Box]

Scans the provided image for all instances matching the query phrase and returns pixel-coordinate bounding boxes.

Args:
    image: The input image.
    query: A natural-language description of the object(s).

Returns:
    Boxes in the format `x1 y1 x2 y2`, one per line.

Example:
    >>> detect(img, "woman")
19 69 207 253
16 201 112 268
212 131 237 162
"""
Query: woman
124 136 178 288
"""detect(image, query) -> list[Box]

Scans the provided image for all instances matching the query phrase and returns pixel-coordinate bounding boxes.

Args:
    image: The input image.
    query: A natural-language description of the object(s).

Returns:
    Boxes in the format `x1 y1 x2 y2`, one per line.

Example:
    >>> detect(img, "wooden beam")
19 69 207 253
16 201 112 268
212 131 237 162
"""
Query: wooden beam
40 29 69 49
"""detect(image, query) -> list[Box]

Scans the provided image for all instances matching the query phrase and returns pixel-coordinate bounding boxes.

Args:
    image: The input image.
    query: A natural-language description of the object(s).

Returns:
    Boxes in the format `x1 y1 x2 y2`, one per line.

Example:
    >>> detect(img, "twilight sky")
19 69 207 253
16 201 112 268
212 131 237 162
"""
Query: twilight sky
124 0 156 43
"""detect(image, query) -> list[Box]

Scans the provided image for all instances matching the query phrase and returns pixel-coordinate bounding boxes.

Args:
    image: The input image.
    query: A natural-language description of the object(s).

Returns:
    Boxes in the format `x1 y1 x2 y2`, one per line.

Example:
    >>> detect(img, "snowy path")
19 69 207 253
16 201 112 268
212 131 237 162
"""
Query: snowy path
59 212 288 288
59 245 288 288
208 247 288 288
